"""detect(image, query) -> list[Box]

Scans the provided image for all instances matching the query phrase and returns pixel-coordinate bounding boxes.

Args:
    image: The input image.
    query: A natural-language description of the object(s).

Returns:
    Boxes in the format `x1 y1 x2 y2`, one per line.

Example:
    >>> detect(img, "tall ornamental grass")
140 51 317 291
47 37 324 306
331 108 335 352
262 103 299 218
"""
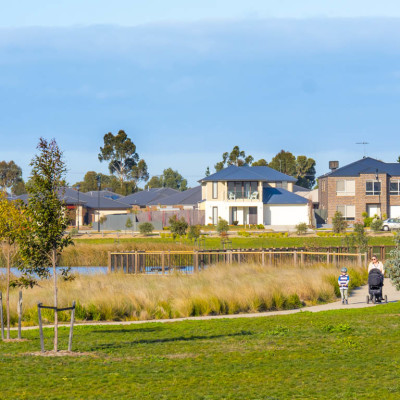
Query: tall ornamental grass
1 263 367 325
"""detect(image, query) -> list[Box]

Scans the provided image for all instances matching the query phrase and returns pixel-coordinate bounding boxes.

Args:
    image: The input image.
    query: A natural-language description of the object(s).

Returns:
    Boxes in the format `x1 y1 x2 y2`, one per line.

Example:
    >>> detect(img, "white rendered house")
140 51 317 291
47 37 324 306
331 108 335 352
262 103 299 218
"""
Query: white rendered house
199 165 310 226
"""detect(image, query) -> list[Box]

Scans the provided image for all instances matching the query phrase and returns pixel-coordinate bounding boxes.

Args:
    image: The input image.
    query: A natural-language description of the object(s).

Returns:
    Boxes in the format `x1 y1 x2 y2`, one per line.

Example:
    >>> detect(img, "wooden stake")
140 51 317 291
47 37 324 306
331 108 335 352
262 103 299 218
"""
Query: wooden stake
17 291 22 340
38 303 44 353
0 292 4 341
68 301 76 352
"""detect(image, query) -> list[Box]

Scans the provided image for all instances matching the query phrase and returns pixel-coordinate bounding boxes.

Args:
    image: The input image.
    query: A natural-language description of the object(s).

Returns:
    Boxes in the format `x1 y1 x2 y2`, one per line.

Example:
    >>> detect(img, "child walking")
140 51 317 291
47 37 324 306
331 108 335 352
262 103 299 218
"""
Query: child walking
338 267 350 305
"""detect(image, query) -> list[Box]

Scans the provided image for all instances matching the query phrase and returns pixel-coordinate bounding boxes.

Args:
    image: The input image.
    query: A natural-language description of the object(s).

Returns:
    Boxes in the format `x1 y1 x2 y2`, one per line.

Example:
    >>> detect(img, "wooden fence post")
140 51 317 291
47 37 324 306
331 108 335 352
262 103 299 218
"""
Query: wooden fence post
269 251 272 265
262 250 265 266
194 251 199 273
134 251 138 274
364 252 368 269
293 251 297 266
333 252 337 266
0 292 4 341
357 253 362 267
17 291 22 340
37 303 44 353
300 250 304 264
68 301 76 352
161 251 165 274
107 251 111 274
326 251 330 265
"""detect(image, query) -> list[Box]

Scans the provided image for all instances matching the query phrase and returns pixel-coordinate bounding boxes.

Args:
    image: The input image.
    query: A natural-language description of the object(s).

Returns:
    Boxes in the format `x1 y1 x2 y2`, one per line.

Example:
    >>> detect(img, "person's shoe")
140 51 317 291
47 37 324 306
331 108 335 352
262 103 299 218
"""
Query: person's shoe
345 300 348 305
341 300 344 304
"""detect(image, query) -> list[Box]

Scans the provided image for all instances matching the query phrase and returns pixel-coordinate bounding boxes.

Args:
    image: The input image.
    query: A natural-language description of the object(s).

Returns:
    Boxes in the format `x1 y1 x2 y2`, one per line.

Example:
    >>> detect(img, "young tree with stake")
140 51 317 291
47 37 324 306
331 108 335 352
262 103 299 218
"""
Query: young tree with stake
0 191 25 340
19 138 73 352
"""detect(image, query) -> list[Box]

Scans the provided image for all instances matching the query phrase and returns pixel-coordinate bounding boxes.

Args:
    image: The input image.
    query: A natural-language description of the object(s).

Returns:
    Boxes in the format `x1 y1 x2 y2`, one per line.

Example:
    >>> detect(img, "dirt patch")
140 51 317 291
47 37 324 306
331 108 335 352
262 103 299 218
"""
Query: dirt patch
2 339 28 343
27 350 94 357
164 353 197 359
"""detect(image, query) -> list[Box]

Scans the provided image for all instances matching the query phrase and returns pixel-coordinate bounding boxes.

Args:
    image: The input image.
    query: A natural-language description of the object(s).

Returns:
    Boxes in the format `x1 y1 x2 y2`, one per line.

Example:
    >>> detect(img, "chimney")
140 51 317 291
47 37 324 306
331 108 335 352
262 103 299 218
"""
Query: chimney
329 161 339 171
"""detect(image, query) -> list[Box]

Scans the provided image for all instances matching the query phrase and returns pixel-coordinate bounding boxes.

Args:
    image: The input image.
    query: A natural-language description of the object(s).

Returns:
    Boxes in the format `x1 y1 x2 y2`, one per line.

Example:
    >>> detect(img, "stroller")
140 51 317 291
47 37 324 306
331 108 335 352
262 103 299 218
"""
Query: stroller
366 268 387 304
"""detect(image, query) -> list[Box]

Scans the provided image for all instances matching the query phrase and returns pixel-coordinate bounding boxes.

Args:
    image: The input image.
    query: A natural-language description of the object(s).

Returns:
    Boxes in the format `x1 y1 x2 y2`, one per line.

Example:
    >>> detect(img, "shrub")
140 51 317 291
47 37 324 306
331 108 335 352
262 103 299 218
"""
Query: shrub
125 217 133 232
386 233 400 290
70 227 78 236
295 222 308 235
332 211 347 233
257 224 265 229
232 220 239 226
370 218 383 232
188 225 201 241
168 215 188 238
363 217 373 227
353 222 369 252
216 218 229 235
139 222 154 235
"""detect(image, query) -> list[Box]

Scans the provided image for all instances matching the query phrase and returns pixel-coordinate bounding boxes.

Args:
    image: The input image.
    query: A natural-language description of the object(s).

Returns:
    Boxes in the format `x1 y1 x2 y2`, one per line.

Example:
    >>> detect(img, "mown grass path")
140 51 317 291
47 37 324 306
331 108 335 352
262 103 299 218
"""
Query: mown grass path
1 285 399 399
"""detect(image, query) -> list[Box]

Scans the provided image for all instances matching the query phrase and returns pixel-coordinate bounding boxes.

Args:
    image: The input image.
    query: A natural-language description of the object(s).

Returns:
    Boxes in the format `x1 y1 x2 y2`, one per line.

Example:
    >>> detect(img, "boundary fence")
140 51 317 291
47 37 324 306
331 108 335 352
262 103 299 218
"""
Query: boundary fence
108 249 368 275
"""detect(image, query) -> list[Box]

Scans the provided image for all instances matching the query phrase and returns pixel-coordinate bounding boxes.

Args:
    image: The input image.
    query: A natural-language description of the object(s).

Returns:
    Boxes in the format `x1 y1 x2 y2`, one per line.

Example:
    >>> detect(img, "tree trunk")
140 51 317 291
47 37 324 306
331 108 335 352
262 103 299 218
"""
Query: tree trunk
6 246 10 340
53 248 58 352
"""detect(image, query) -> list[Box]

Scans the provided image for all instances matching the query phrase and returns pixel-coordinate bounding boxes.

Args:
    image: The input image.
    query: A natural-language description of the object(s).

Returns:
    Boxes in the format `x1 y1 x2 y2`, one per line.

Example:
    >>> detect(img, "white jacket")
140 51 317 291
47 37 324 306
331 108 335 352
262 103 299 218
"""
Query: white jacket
368 261 384 275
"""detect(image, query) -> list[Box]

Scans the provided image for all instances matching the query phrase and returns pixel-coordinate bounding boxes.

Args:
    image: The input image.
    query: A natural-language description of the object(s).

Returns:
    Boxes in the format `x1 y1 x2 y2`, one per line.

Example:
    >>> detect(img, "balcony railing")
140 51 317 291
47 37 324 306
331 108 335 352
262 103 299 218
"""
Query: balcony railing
227 190 259 200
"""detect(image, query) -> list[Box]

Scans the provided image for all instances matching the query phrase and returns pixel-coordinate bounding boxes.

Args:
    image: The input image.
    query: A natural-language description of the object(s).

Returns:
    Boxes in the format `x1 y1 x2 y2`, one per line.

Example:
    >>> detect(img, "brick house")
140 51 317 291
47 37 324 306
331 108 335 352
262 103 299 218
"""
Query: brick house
318 157 400 223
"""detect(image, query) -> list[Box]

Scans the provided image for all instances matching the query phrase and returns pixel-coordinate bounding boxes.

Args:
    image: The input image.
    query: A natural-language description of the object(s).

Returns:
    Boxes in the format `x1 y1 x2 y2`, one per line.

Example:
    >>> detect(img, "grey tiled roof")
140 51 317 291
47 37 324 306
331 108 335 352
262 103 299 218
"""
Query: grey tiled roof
147 186 202 206
319 157 400 178
200 165 297 183
122 188 179 206
10 188 130 210
263 187 309 205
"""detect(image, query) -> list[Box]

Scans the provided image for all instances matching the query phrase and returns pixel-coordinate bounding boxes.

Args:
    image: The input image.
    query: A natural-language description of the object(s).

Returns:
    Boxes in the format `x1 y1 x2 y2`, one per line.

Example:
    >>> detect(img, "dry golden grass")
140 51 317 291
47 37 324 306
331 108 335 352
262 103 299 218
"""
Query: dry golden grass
1 262 367 324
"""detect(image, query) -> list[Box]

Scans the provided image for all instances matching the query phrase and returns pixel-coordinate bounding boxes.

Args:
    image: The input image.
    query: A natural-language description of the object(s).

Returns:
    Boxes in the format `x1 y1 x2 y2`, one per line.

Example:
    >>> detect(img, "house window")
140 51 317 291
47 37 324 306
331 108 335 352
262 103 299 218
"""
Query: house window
390 180 400 195
212 207 218 224
212 182 218 199
337 205 355 221
276 181 288 190
336 180 355 196
366 180 381 196
227 181 258 199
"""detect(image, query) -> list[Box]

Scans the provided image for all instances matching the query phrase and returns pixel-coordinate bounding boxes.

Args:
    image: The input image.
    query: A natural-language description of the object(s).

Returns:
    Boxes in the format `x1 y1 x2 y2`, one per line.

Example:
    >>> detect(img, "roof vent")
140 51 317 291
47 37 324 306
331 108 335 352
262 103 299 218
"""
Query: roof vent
329 161 339 171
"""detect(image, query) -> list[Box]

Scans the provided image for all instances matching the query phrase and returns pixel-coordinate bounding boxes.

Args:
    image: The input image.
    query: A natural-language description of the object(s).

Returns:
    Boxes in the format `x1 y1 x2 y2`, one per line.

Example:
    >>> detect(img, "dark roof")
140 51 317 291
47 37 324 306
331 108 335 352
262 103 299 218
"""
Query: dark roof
147 186 202 206
122 188 179 206
200 165 297 183
293 184 310 193
263 187 309 205
319 157 400 178
11 188 130 210
86 190 122 200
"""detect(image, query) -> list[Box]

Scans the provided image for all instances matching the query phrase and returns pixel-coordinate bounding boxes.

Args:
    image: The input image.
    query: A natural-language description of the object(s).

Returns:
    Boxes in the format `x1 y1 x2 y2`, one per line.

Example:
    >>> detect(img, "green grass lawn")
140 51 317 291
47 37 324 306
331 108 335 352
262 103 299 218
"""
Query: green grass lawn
75 235 396 249
1 304 399 399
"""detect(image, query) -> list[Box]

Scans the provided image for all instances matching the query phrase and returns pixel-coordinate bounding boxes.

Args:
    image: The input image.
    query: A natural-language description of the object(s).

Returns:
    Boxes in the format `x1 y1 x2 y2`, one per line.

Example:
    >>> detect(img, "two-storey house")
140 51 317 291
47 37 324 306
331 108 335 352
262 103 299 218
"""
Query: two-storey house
318 157 400 223
199 165 309 226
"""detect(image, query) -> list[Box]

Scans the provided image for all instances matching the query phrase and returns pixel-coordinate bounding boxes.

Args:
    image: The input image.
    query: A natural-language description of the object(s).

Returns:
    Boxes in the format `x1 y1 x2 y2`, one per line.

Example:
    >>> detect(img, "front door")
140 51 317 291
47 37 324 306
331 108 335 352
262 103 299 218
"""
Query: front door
249 207 257 225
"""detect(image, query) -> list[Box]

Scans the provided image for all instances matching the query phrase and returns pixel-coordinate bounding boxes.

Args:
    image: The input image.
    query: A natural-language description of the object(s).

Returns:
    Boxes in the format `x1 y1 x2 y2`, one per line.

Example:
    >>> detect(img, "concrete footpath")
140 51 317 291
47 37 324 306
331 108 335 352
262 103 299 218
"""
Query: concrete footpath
14 280 400 332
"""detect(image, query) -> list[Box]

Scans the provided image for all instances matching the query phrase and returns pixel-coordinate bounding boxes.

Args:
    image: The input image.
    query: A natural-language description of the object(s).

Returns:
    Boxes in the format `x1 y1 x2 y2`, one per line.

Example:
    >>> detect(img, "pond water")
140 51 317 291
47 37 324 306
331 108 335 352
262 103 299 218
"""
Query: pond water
0 266 198 276
0 267 108 276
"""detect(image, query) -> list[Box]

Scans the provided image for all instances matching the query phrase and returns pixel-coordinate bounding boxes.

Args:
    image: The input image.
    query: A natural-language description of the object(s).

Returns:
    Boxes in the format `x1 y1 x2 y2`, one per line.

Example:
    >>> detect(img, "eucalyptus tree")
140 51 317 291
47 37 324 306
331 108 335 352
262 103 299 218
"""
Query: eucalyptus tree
98 130 149 191
19 138 73 352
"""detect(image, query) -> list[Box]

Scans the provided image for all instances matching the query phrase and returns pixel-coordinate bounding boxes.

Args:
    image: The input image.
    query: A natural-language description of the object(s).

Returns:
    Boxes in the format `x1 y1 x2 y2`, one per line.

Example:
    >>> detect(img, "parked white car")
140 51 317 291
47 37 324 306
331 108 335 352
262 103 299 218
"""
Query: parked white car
382 218 400 231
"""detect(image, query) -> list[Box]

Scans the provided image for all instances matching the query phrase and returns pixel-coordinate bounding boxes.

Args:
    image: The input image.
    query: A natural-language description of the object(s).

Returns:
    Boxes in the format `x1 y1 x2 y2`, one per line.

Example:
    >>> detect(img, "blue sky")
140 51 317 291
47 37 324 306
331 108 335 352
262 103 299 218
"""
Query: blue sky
1 2 400 187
